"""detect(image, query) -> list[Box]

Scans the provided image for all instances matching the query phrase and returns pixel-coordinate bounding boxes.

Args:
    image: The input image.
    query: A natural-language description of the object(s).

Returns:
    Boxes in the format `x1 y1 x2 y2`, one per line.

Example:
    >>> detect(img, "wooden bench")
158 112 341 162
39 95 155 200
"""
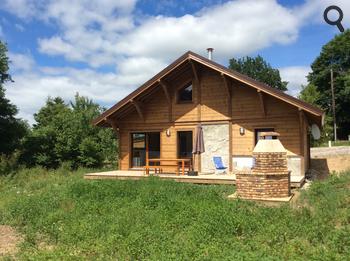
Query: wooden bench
143 166 162 175
144 158 192 176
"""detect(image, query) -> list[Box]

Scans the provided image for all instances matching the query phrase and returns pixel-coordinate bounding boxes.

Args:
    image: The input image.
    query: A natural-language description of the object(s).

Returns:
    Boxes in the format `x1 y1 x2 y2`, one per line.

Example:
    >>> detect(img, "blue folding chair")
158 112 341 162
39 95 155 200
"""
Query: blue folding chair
213 156 227 174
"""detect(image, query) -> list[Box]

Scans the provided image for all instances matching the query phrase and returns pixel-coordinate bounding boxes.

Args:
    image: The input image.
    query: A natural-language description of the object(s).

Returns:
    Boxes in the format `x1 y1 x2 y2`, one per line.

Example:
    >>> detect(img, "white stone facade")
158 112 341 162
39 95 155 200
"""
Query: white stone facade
201 124 229 173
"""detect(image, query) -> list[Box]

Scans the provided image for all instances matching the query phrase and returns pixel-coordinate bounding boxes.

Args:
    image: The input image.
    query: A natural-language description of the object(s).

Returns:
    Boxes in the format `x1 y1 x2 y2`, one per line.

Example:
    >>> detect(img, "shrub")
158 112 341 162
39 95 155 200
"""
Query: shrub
0 152 21 176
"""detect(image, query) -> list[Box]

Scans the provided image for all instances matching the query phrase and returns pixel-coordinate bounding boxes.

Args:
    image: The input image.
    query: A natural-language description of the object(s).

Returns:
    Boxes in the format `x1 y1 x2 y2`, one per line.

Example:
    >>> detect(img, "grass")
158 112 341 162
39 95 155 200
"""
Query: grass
317 140 350 147
0 168 349 260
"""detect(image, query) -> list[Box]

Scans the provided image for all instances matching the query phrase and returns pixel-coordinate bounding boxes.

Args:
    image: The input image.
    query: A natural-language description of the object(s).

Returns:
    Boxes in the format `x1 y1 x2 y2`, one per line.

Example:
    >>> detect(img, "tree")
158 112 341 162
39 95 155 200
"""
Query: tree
298 84 321 106
21 94 117 169
299 84 332 145
20 97 70 167
229 55 288 91
0 41 27 155
33 97 68 128
307 30 350 140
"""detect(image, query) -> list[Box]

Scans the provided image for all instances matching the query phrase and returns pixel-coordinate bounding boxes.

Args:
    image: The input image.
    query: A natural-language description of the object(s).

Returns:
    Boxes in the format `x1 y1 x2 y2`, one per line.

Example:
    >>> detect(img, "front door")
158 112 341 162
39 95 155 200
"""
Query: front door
131 132 160 168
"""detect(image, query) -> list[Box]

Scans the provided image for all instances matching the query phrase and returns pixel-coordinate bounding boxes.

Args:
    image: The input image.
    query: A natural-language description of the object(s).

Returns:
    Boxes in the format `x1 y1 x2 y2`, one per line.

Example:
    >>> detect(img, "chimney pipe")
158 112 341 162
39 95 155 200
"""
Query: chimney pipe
207 48 214 60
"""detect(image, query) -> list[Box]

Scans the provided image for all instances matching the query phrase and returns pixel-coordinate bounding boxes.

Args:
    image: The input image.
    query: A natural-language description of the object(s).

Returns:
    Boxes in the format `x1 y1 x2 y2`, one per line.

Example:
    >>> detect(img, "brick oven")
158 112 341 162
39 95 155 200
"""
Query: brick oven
236 132 291 200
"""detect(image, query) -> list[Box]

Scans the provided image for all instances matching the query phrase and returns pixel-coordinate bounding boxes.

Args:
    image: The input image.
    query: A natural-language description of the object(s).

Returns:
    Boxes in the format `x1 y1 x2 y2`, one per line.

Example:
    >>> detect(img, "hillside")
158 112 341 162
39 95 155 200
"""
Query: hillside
0 167 349 260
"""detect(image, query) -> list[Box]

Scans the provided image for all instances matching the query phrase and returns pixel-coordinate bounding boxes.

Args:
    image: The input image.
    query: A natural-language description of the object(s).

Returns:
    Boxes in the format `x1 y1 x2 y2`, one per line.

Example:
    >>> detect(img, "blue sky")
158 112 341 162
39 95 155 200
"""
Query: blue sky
0 0 349 124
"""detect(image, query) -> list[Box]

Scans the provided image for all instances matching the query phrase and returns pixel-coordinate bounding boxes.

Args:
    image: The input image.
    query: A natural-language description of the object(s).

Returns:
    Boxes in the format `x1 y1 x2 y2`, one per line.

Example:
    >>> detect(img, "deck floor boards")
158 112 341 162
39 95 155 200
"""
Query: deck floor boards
84 170 304 187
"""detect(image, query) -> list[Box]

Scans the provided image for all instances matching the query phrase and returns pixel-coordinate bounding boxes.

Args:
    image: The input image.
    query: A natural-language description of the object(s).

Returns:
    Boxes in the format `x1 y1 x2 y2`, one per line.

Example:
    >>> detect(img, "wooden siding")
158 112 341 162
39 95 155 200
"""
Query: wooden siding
232 115 301 156
115 66 310 172
119 129 129 170
200 70 229 121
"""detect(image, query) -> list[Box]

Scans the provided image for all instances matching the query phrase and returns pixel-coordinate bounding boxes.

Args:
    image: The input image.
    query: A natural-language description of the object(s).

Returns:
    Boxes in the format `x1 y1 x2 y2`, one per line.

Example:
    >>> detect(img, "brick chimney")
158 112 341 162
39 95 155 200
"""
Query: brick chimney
252 132 288 174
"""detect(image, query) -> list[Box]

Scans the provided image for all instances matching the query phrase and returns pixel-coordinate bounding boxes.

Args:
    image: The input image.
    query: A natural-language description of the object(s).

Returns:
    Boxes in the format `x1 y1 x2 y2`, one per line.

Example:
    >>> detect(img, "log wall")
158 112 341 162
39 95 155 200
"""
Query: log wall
115 66 308 172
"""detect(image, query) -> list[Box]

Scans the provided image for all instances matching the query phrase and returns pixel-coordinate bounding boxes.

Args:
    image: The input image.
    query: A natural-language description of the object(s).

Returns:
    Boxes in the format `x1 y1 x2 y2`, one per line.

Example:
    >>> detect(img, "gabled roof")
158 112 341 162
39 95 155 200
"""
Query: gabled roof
93 51 324 127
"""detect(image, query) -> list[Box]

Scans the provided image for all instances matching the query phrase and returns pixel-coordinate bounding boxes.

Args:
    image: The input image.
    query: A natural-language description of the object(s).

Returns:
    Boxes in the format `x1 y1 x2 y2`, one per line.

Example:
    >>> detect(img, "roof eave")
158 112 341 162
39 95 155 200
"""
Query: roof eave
93 50 324 127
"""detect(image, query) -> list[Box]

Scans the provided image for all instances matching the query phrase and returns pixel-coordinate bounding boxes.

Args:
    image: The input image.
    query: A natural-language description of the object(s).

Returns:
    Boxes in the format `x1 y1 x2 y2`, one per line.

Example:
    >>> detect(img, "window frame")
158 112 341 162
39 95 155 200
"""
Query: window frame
176 81 193 104
130 132 161 168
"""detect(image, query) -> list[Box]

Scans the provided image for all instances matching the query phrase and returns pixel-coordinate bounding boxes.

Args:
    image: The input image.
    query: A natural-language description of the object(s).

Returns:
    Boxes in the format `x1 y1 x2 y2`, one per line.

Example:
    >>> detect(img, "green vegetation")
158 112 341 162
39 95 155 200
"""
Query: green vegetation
229 55 288 91
0 41 28 156
19 95 117 169
0 41 117 173
1 169 349 260
317 140 350 147
301 30 350 141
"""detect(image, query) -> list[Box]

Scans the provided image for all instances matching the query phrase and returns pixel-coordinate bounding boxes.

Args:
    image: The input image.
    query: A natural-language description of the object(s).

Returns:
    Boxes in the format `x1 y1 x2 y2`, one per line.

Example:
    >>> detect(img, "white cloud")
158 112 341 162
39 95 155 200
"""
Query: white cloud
5 52 165 124
15 23 25 31
2 0 347 124
33 0 301 66
1 0 45 19
3 0 302 67
294 0 350 28
280 66 311 97
116 0 299 61
9 52 35 72
38 37 82 60
37 0 137 67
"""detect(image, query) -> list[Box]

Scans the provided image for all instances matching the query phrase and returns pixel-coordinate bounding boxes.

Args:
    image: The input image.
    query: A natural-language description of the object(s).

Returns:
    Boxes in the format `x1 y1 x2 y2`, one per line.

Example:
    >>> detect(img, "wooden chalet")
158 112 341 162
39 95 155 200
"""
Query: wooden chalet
93 51 324 178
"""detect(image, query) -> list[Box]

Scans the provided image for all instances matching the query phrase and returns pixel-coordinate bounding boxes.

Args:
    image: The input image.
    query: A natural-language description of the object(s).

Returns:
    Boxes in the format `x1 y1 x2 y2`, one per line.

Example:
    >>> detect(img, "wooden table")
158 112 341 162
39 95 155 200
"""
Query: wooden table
145 158 192 176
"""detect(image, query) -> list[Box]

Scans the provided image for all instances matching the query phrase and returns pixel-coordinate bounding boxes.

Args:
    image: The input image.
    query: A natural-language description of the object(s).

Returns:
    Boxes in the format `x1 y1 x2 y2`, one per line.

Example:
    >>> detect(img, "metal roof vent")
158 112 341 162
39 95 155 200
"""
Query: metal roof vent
206 48 214 60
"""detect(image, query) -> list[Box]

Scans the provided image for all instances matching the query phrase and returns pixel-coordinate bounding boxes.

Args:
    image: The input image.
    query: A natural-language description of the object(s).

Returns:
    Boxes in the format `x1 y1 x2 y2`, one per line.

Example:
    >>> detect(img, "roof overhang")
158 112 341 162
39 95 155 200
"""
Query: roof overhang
93 51 324 128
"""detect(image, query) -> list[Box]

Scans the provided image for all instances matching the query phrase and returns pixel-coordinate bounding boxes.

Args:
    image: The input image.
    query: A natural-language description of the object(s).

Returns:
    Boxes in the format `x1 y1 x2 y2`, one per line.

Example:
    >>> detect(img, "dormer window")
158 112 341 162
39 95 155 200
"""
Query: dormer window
178 82 192 103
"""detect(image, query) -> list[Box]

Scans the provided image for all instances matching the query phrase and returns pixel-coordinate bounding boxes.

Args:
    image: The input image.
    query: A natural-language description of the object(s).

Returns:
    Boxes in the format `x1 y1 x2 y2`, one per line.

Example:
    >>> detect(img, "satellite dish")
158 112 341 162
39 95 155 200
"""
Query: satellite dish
311 124 321 140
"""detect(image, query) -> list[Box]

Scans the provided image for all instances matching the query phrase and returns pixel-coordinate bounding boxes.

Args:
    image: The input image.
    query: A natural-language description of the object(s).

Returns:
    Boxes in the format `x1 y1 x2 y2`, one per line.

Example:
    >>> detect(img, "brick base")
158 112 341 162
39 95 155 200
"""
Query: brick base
236 171 291 199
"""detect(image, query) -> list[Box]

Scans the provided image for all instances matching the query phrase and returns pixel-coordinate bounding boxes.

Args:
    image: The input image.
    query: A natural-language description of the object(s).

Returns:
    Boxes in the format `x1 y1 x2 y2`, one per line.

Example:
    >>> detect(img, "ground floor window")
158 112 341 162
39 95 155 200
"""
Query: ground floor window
254 128 275 145
177 131 193 158
131 132 160 167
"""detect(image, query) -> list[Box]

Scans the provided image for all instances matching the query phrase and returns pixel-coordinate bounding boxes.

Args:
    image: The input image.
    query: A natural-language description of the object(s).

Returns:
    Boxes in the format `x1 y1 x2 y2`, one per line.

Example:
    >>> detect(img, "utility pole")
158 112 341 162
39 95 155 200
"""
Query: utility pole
330 68 337 142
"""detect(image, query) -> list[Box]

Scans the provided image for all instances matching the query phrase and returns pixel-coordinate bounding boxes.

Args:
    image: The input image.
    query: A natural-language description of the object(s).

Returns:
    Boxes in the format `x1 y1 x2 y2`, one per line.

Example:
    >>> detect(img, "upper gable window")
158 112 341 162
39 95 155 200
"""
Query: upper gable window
178 82 192 103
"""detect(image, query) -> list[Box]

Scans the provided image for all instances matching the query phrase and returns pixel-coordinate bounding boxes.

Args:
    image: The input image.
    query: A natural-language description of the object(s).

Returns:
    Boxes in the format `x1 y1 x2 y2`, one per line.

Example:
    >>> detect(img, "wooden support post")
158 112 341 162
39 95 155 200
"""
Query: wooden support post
159 80 171 104
190 60 200 84
228 122 233 173
222 74 233 173
182 159 185 176
299 109 305 156
196 73 202 121
221 73 232 119
130 99 144 121
257 90 266 117
196 68 202 172
159 79 172 122
105 117 120 170
105 117 118 132
221 73 231 97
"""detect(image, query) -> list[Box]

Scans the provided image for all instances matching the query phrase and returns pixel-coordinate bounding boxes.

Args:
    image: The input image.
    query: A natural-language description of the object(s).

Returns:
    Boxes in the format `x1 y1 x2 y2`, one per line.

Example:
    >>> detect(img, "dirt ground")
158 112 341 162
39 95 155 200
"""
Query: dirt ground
0 225 23 256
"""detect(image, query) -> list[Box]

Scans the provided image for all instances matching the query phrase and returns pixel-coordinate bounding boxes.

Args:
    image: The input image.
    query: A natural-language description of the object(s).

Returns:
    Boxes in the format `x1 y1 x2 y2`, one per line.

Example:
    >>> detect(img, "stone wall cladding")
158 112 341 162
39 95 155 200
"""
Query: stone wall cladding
201 124 229 173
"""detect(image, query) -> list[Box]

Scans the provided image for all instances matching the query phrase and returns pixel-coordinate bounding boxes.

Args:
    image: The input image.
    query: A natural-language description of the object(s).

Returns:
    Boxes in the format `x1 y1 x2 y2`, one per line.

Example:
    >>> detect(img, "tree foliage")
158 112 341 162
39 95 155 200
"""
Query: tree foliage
0 41 27 156
298 84 332 145
298 84 321 106
20 94 117 169
307 30 350 139
229 55 288 91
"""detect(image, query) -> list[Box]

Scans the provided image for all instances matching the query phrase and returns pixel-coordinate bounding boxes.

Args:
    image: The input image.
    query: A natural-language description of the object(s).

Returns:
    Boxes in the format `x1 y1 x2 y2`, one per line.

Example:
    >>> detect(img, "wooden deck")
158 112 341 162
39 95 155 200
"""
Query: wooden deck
84 170 305 187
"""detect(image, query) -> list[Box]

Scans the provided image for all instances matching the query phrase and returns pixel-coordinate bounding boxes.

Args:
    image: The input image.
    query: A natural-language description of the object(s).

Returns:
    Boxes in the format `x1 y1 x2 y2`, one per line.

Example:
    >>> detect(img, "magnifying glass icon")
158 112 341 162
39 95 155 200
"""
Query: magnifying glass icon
324 5 345 32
